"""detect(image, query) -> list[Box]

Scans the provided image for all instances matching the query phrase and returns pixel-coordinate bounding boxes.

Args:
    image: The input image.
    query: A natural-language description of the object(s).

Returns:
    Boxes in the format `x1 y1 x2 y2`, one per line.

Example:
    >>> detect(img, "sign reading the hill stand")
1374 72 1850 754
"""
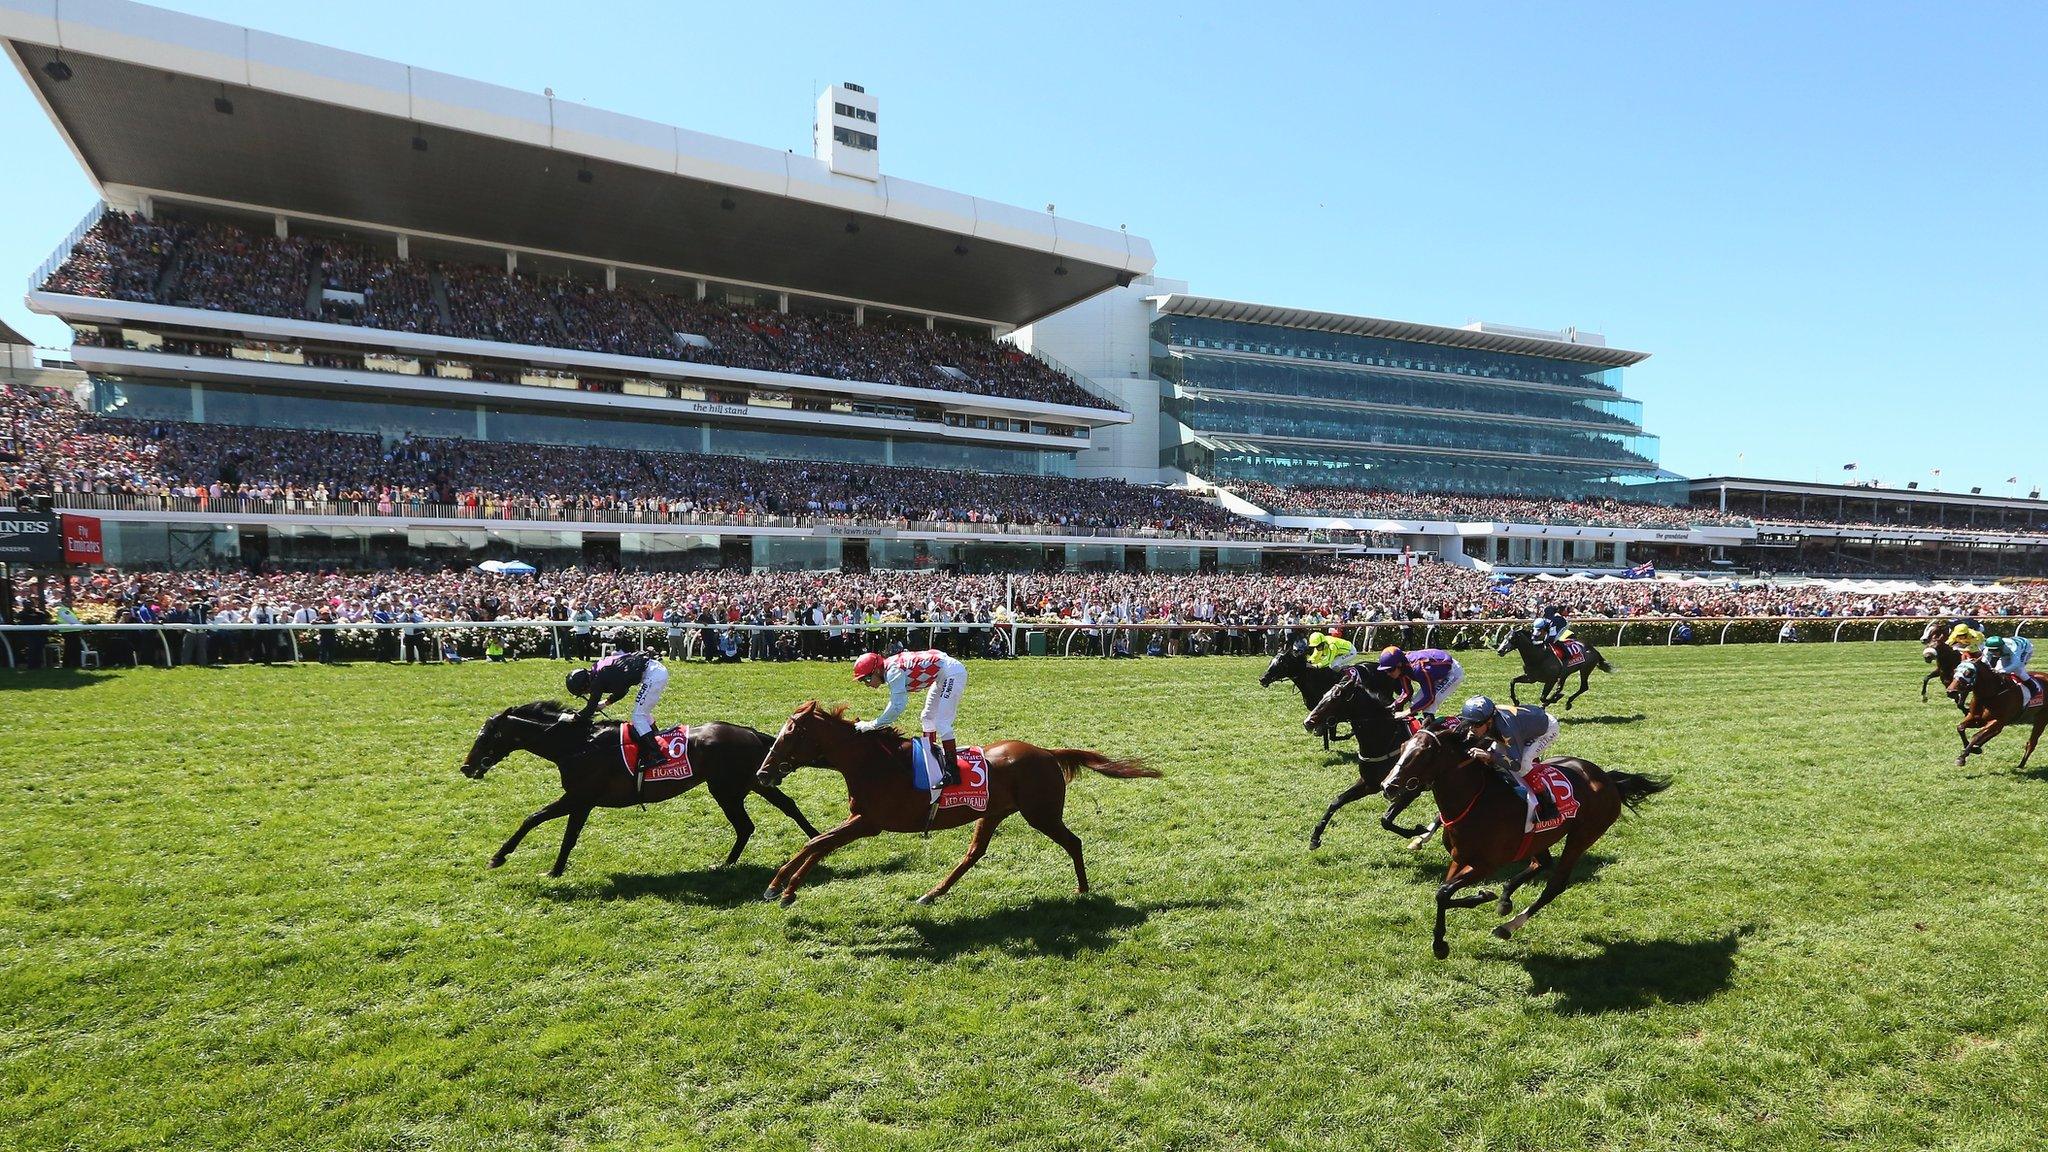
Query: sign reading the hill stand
0 510 61 564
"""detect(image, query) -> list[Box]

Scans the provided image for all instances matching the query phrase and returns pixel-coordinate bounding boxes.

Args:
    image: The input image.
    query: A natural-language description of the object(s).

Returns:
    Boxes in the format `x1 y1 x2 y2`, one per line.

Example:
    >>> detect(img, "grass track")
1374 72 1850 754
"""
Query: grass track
2 644 2044 1150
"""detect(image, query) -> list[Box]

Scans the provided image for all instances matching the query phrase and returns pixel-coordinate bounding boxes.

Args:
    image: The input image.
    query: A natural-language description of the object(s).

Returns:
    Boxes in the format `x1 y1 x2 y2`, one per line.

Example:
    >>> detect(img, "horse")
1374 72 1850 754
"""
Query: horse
1920 620 1967 711
1300 668 1439 850
1948 659 2048 770
755 701 1158 905
1378 719 1668 959
460 700 822 876
1496 627 1614 709
1261 642 1347 749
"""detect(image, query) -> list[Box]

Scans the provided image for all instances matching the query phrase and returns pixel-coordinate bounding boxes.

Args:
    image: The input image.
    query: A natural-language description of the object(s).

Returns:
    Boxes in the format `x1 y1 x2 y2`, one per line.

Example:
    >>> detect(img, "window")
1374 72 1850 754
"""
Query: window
831 126 878 151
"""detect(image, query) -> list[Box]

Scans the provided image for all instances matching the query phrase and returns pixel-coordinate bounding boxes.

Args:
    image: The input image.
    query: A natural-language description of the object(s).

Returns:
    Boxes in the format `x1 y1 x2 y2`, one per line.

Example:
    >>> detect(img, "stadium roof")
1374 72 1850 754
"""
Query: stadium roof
0 317 28 345
0 0 1153 327
1151 294 1649 368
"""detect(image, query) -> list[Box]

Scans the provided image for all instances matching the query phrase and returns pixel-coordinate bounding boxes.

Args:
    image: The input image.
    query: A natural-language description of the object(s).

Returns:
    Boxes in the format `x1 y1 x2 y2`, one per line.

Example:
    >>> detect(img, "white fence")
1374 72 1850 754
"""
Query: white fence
0 616 2026 671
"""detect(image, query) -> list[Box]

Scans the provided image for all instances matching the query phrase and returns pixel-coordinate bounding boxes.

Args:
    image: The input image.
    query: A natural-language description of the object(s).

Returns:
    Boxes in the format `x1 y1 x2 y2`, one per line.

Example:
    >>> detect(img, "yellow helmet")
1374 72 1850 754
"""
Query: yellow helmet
1307 631 1329 648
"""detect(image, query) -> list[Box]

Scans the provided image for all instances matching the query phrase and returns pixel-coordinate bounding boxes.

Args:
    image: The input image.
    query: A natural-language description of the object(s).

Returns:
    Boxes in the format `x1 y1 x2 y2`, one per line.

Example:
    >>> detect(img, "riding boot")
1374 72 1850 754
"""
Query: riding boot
940 738 961 788
634 729 663 798
1523 768 1560 823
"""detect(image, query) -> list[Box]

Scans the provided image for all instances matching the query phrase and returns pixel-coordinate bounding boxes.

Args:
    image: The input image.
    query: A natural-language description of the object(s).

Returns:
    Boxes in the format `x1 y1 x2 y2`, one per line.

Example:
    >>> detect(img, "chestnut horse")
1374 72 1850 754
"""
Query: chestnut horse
1301 669 1439 850
461 701 821 876
1948 658 2048 769
1379 719 1667 959
1920 620 1966 711
756 702 1158 905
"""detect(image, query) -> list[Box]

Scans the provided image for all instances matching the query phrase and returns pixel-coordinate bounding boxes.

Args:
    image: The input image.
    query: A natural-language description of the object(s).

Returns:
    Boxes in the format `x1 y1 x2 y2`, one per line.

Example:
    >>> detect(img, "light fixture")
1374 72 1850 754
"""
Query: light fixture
412 133 429 152
953 243 969 256
719 196 736 211
42 55 72 83
214 94 234 115
843 219 860 235
577 168 594 184
1053 263 1069 277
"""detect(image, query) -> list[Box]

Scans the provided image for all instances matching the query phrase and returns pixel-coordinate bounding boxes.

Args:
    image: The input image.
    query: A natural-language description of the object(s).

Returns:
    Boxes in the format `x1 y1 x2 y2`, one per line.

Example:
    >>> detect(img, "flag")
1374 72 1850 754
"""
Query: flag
1842 463 1859 471
1931 468 1941 476
2008 476 2019 484
1624 561 1656 580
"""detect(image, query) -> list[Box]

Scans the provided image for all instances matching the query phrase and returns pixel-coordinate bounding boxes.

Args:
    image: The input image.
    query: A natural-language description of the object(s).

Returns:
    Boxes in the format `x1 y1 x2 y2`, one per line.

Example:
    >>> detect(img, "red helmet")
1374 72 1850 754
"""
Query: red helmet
853 652 886 680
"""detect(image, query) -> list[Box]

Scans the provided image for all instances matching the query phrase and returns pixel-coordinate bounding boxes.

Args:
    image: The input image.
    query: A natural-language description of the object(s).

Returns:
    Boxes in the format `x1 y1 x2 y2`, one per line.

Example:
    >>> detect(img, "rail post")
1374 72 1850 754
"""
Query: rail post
1833 620 1848 642
0 632 12 669
1667 621 1679 646
1720 621 1734 645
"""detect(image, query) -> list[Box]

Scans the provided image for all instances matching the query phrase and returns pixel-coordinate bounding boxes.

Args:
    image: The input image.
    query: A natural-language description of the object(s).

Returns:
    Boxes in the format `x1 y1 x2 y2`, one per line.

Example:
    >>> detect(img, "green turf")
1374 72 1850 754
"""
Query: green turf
2 644 2043 1151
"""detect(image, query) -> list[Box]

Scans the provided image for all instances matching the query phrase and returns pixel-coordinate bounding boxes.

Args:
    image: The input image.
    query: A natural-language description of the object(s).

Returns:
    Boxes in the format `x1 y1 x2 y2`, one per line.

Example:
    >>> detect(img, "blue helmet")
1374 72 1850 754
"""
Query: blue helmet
1458 696 1498 725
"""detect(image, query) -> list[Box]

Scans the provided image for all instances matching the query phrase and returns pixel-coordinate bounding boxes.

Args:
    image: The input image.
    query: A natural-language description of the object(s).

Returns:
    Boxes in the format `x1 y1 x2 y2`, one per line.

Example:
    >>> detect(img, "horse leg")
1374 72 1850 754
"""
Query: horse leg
1433 862 1490 960
2017 715 2047 772
918 815 1005 904
766 816 861 899
776 818 878 906
546 807 592 878
752 781 822 840
1564 668 1592 710
1508 676 1525 706
1498 850 1552 917
709 781 756 867
1494 832 1594 940
1311 777 1380 850
1922 670 1936 702
491 795 574 868
1961 717 2004 766
1021 805 1092 895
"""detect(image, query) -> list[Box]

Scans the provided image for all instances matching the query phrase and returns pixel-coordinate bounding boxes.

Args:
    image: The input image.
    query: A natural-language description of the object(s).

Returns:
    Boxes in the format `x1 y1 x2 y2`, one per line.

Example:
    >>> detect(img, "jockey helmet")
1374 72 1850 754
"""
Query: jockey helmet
1985 636 2008 653
1377 646 1408 672
1307 631 1329 648
1458 696 1498 725
852 651 886 681
565 669 592 696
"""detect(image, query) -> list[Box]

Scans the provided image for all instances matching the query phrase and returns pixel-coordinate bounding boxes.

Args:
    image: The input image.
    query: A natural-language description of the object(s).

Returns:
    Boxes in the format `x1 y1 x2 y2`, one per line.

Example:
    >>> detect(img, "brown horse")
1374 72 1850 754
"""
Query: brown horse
1920 620 1967 711
1948 658 2048 769
1379 719 1667 959
755 702 1158 905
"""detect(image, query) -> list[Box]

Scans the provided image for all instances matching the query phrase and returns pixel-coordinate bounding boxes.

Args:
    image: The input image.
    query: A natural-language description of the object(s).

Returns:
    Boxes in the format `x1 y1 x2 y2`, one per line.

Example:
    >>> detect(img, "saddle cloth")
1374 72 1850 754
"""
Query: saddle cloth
2012 673 2047 711
1551 640 1588 666
1519 762 1582 834
619 724 693 782
910 737 991 812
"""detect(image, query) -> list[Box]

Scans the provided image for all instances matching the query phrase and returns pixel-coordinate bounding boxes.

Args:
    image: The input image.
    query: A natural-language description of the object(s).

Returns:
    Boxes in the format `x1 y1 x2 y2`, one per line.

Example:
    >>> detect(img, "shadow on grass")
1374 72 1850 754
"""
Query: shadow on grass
1522 928 1746 1015
0 667 116 690
536 854 914 905
1392 850 1617 885
1559 713 1647 726
858 895 1235 961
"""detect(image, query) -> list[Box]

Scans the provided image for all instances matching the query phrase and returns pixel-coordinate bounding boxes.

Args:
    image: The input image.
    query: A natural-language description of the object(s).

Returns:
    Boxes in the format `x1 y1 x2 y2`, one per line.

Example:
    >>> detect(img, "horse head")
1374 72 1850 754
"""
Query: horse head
1304 669 1392 733
1379 718 1474 799
1496 628 1531 658
1920 620 1950 662
462 700 577 779
1260 641 1310 687
760 701 867 786
1948 658 1981 699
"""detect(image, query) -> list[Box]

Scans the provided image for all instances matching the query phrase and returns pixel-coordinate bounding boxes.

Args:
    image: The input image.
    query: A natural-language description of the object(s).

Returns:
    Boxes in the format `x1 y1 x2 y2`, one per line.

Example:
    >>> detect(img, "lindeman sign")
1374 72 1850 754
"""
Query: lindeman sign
0 510 62 564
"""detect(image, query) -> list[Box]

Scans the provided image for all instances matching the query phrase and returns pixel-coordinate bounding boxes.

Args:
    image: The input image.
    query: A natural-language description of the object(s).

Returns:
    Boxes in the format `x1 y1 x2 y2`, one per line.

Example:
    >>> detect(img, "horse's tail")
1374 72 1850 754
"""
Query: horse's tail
1598 652 1616 674
1604 771 1668 812
1050 748 1159 781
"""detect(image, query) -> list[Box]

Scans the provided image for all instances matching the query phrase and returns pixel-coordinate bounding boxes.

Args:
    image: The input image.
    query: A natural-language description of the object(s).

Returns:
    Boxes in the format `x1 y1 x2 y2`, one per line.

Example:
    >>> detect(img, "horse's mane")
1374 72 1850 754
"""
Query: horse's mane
803 701 908 749
509 699 594 727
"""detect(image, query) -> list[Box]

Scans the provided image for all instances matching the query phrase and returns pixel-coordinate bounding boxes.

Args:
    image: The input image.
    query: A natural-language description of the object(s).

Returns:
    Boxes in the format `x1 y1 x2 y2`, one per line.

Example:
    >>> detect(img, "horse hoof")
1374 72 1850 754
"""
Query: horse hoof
779 892 798 907
1497 900 1514 917
1473 890 1496 903
761 888 780 902
1492 925 1514 941
488 857 506 870
1432 940 1450 960
1309 836 1323 851
914 893 937 906
1407 834 1430 852
546 868 565 879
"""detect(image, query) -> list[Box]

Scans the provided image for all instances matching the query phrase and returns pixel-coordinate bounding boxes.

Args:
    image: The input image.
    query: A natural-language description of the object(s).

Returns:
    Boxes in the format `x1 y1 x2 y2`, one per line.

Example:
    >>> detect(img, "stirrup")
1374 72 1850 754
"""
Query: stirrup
922 794 941 838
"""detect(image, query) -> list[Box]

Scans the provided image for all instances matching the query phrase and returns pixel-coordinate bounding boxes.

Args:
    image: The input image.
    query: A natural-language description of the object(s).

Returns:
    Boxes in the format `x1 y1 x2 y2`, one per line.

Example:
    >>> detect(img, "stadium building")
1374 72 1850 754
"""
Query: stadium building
1 0 1341 574
1690 476 2048 578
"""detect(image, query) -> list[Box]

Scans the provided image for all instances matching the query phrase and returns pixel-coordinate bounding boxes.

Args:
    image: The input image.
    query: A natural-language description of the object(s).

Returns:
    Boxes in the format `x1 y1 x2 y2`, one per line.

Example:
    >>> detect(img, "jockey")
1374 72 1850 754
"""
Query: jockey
853 648 968 788
1982 635 2034 682
567 649 668 788
1947 621 1987 656
1305 630 1364 671
1532 607 1573 661
1456 696 1561 824
1376 646 1464 719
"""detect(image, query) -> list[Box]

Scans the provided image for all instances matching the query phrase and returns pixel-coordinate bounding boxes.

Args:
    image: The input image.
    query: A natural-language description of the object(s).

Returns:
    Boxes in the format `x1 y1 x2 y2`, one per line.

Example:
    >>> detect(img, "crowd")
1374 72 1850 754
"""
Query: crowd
1227 481 1753 529
2 393 1259 537
1746 508 2048 540
42 211 1115 411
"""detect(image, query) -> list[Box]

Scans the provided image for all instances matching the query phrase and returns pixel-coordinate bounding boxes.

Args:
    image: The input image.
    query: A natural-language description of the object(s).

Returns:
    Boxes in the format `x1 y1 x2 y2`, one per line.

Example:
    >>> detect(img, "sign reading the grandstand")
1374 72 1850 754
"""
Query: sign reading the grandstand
61 515 103 565
0 510 60 564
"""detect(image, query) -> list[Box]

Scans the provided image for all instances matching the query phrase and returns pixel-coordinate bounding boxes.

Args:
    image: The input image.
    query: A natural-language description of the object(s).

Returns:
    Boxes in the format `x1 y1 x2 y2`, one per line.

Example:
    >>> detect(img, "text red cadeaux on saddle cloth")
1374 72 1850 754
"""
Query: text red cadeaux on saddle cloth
619 725 694 782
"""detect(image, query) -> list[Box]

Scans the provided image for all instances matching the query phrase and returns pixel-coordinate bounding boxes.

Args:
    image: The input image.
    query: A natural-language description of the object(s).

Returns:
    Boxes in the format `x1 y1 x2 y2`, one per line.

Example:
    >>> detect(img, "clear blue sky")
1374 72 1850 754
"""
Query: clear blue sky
1 1 2041 493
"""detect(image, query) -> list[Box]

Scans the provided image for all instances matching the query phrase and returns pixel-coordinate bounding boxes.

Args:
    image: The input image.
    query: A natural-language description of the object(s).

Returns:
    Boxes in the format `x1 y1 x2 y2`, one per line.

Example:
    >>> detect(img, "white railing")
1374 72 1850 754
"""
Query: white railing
0 616 2026 671
31 203 107 293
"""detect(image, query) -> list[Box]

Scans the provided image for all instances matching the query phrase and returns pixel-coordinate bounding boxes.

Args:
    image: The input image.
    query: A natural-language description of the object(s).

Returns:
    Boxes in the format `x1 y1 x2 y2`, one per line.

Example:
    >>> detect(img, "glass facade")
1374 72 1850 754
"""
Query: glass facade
89 377 1073 477
1154 314 1666 501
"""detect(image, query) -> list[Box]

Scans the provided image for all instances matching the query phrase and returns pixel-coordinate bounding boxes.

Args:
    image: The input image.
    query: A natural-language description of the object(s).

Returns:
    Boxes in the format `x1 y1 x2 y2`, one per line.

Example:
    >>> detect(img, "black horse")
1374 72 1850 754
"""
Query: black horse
461 701 821 876
1261 642 1348 749
1300 668 1442 850
1497 628 1614 709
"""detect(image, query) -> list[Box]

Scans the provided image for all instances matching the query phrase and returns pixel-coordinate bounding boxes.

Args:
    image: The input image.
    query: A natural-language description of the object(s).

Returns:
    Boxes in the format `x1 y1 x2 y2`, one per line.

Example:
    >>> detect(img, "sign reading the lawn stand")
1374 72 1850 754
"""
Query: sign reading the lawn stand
0 510 61 564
